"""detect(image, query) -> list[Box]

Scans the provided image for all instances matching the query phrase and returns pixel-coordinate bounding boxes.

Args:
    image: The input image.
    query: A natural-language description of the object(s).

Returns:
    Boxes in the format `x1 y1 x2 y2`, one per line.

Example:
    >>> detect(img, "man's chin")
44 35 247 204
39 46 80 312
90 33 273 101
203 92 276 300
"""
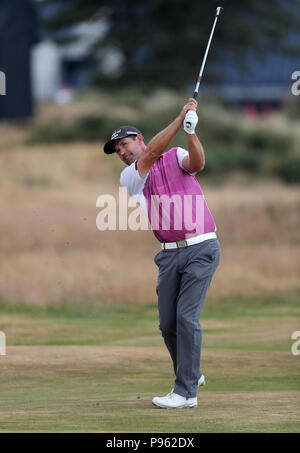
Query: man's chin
125 157 136 166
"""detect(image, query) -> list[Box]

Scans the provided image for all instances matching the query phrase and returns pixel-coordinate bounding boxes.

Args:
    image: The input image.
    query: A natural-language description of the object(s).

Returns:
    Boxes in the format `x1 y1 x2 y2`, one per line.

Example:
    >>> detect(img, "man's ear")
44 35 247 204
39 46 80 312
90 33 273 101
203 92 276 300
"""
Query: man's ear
137 134 145 147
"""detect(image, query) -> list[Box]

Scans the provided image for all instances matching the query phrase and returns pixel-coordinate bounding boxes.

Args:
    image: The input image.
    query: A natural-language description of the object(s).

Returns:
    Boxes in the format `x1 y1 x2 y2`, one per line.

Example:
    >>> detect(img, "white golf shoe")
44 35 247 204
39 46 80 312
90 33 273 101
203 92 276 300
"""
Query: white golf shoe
152 374 205 409
169 374 206 393
152 392 197 409
198 374 206 387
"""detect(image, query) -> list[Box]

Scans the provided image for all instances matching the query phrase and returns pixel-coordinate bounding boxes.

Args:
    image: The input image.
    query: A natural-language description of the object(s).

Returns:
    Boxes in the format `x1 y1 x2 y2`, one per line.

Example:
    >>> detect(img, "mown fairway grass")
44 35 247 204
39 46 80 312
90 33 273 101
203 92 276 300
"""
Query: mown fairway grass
0 296 299 432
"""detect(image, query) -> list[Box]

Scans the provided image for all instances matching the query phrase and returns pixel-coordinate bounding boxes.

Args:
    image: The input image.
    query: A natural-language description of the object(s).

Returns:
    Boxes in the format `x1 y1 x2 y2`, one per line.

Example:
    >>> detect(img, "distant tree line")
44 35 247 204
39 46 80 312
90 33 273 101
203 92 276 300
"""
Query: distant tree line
43 0 300 89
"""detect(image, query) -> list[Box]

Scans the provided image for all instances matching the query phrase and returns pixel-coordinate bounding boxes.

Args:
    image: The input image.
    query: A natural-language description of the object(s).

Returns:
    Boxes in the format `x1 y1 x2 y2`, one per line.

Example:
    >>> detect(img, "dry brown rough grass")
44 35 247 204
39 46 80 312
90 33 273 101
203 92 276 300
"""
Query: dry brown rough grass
0 111 299 306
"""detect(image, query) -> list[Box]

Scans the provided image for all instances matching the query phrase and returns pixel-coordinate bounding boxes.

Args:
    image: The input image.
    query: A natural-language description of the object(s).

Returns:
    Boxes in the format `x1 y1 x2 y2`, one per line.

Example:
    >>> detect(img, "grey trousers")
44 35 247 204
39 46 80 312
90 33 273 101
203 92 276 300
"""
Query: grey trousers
154 238 220 398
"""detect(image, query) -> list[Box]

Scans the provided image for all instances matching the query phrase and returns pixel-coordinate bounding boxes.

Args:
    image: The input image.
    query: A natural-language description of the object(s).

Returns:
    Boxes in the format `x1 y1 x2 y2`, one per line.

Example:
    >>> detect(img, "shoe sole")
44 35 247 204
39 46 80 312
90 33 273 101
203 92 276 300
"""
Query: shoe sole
152 402 198 409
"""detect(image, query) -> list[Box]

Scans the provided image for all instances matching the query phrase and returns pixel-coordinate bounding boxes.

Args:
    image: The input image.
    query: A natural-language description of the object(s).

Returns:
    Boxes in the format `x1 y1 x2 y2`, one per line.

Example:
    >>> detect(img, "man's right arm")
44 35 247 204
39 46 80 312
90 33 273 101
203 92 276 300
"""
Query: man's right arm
137 98 198 178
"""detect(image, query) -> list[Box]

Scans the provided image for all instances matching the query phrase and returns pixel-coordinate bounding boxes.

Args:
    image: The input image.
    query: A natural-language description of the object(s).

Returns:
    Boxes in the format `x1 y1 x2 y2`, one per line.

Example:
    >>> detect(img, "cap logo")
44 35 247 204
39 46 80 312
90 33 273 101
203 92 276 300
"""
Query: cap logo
111 129 122 140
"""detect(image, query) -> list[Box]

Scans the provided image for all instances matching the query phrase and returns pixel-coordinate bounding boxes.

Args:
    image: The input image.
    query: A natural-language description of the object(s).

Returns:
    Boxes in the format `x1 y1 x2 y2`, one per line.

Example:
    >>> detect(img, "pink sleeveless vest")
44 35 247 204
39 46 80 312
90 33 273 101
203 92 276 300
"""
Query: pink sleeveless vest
142 147 216 243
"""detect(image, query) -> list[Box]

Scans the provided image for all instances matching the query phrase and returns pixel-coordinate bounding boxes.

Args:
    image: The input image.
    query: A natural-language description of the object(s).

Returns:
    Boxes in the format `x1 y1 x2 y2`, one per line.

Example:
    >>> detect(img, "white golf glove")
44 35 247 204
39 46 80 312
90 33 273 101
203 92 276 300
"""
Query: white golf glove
183 110 198 134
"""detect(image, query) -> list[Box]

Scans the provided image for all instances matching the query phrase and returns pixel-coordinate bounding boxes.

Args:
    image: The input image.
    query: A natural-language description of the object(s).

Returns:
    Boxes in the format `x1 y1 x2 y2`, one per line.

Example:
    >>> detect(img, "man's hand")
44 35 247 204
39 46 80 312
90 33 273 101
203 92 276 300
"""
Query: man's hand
183 110 198 134
180 98 198 134
179 98 198 120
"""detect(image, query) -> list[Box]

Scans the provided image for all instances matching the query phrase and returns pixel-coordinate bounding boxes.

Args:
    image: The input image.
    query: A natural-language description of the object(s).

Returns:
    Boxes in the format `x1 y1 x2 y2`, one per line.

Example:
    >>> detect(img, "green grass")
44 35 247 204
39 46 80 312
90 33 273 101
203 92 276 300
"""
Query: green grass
0 295 299 432
0 295 299 354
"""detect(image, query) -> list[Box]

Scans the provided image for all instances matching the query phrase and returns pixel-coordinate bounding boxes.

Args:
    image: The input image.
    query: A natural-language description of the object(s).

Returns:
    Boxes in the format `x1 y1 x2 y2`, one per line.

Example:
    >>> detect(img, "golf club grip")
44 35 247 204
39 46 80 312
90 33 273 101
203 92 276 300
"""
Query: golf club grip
184 92 198 126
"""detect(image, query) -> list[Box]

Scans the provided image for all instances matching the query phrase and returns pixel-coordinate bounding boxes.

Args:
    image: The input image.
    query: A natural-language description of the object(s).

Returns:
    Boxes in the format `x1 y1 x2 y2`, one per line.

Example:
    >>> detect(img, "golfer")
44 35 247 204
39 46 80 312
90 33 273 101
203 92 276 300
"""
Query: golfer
104 98 220 408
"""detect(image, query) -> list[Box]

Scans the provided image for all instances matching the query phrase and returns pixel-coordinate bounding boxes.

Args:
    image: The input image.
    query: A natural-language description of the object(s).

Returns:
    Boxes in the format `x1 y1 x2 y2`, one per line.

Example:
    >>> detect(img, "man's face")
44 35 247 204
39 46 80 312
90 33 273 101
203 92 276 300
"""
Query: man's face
114 135 144 166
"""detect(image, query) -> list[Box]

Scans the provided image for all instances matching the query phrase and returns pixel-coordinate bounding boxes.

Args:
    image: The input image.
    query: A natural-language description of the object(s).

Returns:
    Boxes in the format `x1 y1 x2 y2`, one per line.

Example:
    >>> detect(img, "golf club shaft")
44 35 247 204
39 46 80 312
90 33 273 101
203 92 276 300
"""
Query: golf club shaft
192 6 223 99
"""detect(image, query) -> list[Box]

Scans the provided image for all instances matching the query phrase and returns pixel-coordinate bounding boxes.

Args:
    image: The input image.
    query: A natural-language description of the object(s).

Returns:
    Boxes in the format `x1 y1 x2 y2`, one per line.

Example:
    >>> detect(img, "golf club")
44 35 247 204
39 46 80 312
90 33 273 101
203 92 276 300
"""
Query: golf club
185 6 223 127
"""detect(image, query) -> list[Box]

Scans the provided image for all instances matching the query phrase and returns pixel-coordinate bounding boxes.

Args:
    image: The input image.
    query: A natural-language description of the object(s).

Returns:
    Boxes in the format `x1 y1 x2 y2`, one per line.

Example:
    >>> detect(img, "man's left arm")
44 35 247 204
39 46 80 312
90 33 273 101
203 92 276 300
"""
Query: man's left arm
182 133 205 173
181 110 205 174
